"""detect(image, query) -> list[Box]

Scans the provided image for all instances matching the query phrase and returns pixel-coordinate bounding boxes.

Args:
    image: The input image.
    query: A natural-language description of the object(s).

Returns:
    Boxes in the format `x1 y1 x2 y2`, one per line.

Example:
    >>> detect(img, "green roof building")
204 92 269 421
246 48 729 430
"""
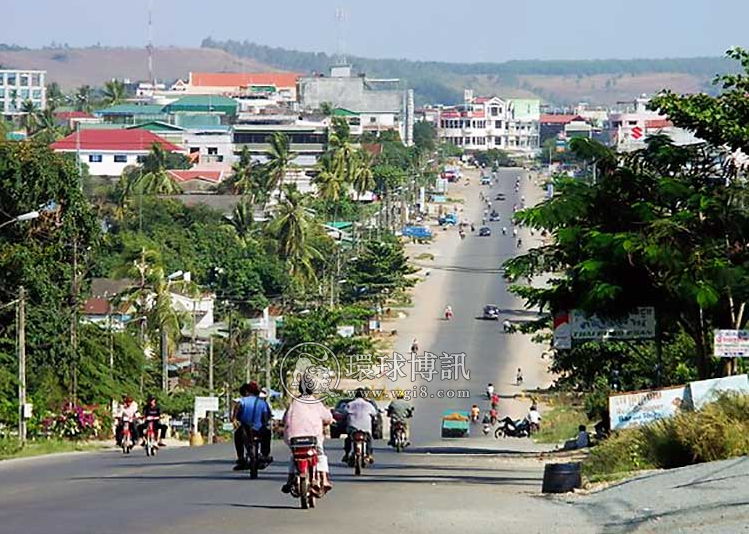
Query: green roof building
163 95 237 115
95 104 168 124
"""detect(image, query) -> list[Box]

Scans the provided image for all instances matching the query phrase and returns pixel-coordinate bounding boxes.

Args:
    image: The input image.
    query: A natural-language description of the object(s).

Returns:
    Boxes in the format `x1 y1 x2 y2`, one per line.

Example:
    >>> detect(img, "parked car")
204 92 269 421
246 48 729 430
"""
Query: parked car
330 398 384 439
495 193 506 201
479 226 492 237
483 305 500 320
480 176 491 185
439 213 458 226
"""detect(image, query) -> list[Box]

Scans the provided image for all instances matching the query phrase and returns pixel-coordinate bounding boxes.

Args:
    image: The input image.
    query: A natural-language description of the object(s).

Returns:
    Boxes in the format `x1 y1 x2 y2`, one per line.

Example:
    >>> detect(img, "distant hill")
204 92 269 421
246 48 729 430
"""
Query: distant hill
201 38 736 106
0 46 276 90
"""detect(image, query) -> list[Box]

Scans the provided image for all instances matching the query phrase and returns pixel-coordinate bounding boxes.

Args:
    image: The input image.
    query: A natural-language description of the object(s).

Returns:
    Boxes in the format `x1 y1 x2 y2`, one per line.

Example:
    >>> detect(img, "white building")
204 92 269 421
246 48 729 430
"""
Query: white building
0 69 46 119
50 129 185 177
609 95 701 152
437 95 540 155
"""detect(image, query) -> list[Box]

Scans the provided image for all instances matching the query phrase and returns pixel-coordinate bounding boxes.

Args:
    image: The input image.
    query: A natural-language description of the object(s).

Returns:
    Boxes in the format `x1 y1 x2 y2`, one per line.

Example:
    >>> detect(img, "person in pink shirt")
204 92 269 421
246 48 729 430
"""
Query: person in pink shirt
281 382 334 493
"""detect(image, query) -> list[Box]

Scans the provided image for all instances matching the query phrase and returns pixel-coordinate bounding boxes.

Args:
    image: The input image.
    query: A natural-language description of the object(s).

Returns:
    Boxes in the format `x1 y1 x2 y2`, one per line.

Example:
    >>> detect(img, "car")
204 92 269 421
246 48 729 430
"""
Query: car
478 226 492 237
330 398 384 439
439 213 458 226
483 305 500 320
489 212 501 222
480 176 491 185
495 193 506 201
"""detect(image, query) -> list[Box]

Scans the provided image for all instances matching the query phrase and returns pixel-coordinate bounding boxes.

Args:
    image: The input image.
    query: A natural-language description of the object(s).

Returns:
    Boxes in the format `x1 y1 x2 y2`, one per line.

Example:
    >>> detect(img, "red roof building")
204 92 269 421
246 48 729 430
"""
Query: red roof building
50 129 184 177
189 72 300 90
539 114 585 125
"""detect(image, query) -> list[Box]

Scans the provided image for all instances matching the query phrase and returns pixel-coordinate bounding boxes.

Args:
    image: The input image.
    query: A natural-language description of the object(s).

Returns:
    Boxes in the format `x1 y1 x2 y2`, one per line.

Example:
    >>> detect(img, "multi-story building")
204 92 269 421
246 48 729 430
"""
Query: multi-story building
0 69 46 118
437 95 540 154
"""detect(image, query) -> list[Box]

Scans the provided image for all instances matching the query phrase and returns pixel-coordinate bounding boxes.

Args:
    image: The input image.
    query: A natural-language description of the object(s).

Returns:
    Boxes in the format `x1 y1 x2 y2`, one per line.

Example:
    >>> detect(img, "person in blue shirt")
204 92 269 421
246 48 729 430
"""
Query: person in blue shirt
231 381 272 471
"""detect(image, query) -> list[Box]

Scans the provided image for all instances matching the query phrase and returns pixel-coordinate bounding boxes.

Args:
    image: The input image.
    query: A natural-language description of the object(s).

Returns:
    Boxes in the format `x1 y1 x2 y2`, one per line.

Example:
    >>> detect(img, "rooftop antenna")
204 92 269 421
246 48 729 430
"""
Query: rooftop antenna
335 7 348 65
147 0 154 89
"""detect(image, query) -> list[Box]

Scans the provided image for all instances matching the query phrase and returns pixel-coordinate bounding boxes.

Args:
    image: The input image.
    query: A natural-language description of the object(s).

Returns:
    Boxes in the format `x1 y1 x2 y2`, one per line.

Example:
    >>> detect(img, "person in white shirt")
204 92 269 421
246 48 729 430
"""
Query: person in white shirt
115 395 139 446
343 389 378 463
527 403 541 432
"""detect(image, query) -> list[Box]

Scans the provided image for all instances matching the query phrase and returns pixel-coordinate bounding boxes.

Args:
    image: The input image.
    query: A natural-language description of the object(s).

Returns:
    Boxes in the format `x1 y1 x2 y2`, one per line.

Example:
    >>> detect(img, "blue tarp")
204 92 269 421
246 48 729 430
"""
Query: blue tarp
402 226 432 239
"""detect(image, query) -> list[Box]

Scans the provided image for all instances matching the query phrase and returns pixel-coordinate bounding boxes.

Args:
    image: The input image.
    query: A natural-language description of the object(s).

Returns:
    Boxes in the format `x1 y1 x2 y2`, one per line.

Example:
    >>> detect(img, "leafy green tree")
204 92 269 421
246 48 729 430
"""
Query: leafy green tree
46 82 65 109
20 100 38 136
413 121 437 153
344 239 416 303
74 85 94 113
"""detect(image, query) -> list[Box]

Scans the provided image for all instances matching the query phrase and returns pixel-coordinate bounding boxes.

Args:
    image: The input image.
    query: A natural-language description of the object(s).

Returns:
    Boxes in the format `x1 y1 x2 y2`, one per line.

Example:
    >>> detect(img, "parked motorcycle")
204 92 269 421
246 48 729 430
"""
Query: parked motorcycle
494 417 531 439
349 430 369 475
289 436 324 509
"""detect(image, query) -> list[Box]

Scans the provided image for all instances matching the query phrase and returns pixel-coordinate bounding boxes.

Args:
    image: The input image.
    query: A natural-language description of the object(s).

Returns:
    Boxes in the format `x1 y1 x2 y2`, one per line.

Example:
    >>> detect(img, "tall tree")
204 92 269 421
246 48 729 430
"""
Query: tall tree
74 85 94 113
351 151 376 200
20 100 38 136
264 132 296 193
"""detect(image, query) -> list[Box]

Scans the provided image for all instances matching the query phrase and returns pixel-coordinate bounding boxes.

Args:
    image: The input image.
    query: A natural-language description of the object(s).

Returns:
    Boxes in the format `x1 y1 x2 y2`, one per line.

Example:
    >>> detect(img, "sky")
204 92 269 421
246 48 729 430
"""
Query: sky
5 0 749 62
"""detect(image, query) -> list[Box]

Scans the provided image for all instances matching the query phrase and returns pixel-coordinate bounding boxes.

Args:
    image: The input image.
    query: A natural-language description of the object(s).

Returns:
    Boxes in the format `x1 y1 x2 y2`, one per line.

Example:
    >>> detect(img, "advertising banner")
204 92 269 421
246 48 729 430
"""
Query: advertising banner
714 330 749 357
688 375 749 409
609 385 687 430
571 307 655 342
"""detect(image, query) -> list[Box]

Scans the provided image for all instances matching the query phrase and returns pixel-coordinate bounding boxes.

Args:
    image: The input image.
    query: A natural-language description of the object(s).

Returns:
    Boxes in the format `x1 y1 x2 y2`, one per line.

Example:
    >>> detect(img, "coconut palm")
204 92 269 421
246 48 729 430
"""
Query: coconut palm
351 150 376 200
102 79 126 106
328 118 357 182
135 170 183 195
265 132 296 194
313 161 346 203
269 184 323 281
74 85 94 113
20 100 38 136
225 200 257 246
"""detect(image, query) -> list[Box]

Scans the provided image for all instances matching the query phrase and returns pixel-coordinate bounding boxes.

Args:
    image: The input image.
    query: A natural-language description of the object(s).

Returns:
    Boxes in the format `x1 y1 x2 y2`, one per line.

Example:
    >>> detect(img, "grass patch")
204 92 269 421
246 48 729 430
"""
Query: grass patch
0 438 105 461
583 393 749 481
415 253 435 261
446 197 464 204
535 404 589 444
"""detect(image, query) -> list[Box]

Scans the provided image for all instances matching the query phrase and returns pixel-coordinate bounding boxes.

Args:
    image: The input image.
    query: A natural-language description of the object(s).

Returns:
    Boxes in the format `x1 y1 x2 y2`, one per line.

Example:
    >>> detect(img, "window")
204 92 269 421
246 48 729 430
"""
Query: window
7 74 16 86
136 155 147 163
32 89 41 99
490 107 498 116
495 136 502 145
31 74 41 86
113 155 128 163
0 76 4 86
88 154 103 163
370 117 377 124
495 120 501 129
0 89 4 98
19 89 29 99
207 147 218 155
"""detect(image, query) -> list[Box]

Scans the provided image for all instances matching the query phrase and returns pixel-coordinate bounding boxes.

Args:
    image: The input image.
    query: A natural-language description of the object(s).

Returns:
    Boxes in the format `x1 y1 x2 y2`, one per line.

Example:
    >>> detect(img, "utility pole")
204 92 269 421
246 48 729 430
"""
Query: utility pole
265 344 271 395
18 286 26 446
161 328 168 393
208 336 214 444
70 239 79 403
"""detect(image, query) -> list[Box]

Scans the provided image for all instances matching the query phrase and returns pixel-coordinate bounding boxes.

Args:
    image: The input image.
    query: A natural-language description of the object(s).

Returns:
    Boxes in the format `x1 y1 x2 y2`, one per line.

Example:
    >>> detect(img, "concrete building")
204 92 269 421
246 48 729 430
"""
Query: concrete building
171 72 300 103
298 65 411 141
437 95 540 155
608 95 700 152
0 69 46 119
50 129 185 177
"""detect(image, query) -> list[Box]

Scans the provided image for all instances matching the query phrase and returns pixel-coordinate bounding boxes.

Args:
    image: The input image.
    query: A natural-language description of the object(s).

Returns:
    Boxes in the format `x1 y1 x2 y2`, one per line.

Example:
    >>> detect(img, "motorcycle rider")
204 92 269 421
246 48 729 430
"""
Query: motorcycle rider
528 403 541 433
503 319 512 333
516 367 524 385
490 392 500 411
410 338 419 356
282 381 334 493
138 395 167 447
386 390 414 447
232 381 273 471
486 383 495 399
517 237 522 248
115 395 139 447
343 388 378 464
470 404 480 423
501 227 507 235
444 305 453 320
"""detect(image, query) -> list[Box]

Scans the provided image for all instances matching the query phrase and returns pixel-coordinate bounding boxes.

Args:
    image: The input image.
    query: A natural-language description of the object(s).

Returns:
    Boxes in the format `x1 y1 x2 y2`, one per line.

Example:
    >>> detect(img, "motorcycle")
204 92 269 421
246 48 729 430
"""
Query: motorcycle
143 416 159 457
445 309 453 320
349 430 369 475
516 238 522 248
120 416 134 454
391 421 408 453
243 427 269 479
494 417 531 439
289 436 324 509
482 423 492 436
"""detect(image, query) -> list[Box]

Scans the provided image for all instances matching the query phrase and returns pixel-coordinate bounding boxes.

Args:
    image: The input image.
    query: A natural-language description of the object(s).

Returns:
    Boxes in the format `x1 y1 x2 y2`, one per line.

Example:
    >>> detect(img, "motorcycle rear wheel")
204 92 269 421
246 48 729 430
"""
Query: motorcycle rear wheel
354 454 362 476
300 478 309 509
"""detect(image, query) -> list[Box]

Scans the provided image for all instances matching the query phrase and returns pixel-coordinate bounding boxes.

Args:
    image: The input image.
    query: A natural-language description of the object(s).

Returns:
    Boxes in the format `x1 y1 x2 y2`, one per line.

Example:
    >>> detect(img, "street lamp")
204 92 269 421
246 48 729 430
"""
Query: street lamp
0 210 40 230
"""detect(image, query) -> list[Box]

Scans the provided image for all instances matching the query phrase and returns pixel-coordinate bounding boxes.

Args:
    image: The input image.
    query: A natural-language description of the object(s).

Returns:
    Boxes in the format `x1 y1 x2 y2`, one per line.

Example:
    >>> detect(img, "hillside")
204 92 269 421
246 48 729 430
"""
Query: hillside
0 47 276 90
202 38 734 106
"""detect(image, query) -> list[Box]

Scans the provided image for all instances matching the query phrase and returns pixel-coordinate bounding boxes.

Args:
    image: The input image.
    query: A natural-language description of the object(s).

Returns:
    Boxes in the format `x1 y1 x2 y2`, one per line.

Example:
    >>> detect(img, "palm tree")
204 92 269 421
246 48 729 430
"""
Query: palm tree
74 85 94 113
102 79 126 106
135 170 183 195
269 184 323 282
328 118 356 182
225 200 256 245
20 100 38 136
46 82 65 109
231 146 257 194
320 101 335 118
265 132 296 195
351 150 376 200
313 160 346 203
31 108 62 143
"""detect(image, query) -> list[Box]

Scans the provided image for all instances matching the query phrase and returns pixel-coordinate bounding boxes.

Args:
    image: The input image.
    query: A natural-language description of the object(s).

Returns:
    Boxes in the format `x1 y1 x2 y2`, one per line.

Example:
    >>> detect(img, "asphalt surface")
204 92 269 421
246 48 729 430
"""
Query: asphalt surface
0 168 600 534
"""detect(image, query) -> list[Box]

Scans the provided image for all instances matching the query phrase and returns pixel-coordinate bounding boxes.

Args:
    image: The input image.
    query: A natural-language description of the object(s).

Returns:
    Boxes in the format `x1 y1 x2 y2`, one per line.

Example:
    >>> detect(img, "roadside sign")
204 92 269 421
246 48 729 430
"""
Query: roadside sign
222 422 234 432
194 396 219 418
571 307 655 342
609 385 687 430
714 329 749 357
631 126 643 140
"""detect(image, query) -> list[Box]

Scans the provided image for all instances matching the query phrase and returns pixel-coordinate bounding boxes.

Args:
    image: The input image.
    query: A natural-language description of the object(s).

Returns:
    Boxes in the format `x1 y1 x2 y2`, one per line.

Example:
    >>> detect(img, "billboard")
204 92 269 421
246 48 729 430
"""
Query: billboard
609 385 687 430
553 307 656 348
688 375 749 409
714 330 749 357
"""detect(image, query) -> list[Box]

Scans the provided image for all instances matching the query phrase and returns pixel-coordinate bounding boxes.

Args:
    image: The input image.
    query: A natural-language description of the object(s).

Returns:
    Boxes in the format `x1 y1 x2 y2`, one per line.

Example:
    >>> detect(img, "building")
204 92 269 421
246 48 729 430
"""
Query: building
166 170 224 192
50 129 185 177
437 95 540 154
162 95 238 116
298 65 411 141
608 95 700 152
95 104 168 124
171 72 300 102
539 114 586 144
0 69 46 118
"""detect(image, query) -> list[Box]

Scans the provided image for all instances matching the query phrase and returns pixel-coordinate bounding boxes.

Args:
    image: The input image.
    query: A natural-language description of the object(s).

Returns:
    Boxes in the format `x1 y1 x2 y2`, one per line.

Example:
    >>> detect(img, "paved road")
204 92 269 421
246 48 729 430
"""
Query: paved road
0 168 599 534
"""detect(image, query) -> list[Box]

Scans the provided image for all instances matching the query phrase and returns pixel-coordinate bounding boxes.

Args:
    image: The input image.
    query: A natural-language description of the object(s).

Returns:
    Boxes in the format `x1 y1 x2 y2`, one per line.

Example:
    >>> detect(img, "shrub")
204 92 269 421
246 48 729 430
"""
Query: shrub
44 404 99 440
584 393 749 481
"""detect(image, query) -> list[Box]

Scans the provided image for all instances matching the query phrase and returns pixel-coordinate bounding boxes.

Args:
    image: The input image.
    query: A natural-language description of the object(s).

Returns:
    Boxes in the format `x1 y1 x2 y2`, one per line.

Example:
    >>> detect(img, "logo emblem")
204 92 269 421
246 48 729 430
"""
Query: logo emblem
279 342 340 403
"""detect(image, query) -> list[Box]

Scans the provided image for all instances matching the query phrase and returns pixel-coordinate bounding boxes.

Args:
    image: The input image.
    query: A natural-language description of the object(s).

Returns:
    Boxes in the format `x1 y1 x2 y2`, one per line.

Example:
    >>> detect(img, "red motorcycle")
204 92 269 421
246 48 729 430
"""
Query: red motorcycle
143 416 159 457
391 421 408 453
349 430 369 475
289 436 324 509
120 416 134 454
